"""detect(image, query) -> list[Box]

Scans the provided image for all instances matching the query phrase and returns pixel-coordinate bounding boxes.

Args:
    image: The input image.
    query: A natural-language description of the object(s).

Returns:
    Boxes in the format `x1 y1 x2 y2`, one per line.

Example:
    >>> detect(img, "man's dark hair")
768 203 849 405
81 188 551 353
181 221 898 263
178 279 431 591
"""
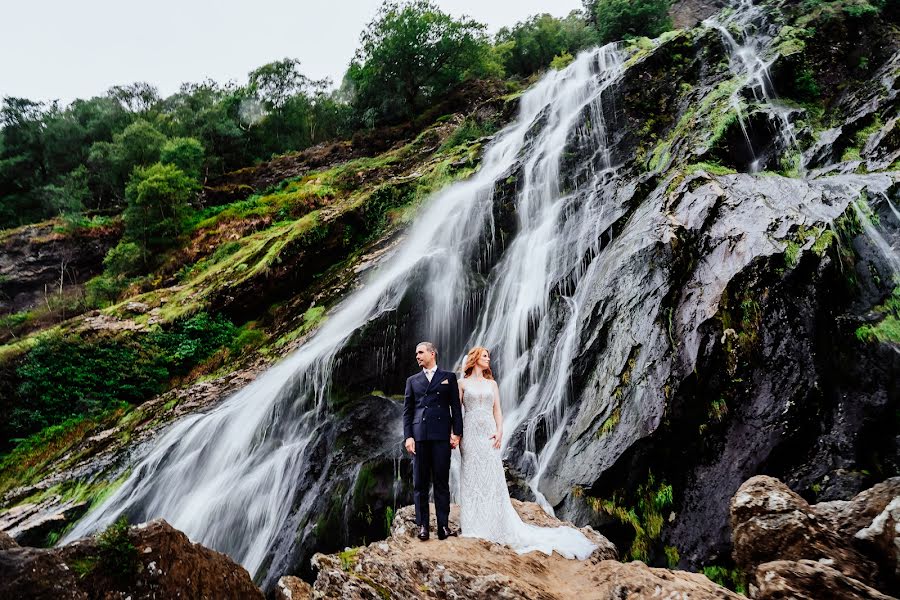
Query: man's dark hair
417 341 438 357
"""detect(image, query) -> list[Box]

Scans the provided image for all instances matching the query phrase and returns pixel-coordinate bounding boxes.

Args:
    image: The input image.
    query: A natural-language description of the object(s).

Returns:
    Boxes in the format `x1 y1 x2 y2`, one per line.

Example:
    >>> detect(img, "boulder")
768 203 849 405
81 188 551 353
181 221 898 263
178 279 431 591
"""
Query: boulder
0 518 264 600
855 497 900 582
731 475 879 585
753 559 896 600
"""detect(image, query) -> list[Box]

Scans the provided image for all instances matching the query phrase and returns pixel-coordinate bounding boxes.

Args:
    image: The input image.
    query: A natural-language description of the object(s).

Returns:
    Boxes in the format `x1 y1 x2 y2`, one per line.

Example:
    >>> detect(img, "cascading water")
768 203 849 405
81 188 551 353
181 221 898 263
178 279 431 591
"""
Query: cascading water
63 43 628 580
703 0 804 174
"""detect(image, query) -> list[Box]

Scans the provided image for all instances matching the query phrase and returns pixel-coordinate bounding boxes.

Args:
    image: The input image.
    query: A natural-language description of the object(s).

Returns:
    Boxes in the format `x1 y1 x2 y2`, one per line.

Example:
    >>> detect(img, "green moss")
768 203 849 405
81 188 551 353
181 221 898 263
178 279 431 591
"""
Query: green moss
648 78 743 172
856 286 900 344
598 407 621 437
586 470 674 562
841 146 862 162
702 565 748 595
96 516 138 580
664 545 681 569
811 228 835 255
785 240 801 267
339 547 361 571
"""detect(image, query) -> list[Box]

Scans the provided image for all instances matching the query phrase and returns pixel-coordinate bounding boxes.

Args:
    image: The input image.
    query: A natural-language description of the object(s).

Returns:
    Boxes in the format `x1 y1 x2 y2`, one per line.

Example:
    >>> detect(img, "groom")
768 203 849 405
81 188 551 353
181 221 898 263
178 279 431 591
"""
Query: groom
403 341 463 541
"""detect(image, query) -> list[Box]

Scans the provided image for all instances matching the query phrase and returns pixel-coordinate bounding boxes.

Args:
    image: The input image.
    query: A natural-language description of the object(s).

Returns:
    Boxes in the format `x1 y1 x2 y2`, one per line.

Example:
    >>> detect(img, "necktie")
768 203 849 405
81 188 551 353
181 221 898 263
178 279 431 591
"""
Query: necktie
425 368 434 381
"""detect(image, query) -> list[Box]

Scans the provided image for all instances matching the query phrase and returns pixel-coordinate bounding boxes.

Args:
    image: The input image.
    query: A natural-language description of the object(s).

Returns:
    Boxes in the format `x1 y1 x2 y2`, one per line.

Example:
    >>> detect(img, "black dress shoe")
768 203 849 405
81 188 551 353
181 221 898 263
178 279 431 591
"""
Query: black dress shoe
417 525 429 540
437 525 458 540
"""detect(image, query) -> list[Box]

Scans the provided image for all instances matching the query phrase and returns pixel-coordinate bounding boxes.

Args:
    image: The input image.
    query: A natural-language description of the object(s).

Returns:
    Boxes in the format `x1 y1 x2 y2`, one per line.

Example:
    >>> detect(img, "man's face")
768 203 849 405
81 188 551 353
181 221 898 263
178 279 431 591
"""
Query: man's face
416 345 436 369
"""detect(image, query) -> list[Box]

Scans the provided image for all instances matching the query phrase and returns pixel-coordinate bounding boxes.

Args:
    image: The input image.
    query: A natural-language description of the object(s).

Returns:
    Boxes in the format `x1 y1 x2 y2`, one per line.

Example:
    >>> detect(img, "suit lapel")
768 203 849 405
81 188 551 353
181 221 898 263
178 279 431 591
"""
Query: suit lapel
416 371 430 395
424 367 442 394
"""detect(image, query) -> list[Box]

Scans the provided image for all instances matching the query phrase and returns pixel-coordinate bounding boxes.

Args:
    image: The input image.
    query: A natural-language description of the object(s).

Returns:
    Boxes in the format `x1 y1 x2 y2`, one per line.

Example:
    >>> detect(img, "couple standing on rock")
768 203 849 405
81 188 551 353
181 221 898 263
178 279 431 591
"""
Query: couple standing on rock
403 341 597 558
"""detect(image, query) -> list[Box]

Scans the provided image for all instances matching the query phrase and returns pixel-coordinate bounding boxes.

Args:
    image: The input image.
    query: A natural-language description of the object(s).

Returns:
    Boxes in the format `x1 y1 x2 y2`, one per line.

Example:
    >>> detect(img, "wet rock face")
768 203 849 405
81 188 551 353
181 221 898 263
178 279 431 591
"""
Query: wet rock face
0 519 263 600
298 501 743 600
0 221 121 315
731 475 900 598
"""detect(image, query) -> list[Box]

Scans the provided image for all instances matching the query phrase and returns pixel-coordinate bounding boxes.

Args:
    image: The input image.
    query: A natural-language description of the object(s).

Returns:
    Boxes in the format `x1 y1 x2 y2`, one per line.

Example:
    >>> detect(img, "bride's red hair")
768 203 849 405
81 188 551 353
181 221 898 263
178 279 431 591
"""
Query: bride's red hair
462 346 494 379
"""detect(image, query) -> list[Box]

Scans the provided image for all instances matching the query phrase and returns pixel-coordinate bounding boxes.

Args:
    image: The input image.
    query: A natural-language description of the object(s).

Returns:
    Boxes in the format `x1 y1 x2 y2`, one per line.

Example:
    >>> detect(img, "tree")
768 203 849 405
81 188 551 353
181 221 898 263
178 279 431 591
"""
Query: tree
116 119 166 168
0 97 49 227
495 11 599 77
346 0 493 123
248 58 326 110
589 0 672 44
41 165 91 217
123 163 196 255
108 82 160 113
160 137 205 180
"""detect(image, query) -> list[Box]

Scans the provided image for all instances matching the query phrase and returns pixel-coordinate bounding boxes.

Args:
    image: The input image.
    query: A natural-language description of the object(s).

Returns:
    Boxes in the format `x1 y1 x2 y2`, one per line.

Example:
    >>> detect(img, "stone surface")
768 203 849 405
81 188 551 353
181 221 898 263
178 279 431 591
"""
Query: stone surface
753 559 897 600
302 501 741 599
856 497 900 582
275 575 313 600
0 518 263 600
731 475 879 586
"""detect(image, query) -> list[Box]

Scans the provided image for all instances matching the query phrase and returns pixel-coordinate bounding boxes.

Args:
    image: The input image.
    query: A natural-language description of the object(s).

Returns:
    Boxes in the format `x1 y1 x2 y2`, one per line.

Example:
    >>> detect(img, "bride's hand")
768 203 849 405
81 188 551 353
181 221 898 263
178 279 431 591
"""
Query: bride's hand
489 430 502 449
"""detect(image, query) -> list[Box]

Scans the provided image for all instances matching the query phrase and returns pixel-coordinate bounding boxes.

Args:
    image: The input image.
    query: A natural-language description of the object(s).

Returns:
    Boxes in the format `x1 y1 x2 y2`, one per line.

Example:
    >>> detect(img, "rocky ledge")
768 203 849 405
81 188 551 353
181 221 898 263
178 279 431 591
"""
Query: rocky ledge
288 500 743 599
731 475 900 599
0 519 263 600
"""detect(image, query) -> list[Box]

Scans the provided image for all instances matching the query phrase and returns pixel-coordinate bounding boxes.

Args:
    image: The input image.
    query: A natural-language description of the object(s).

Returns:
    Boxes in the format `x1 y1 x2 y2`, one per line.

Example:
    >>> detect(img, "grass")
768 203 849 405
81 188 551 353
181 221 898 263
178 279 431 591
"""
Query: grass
856 285 900 344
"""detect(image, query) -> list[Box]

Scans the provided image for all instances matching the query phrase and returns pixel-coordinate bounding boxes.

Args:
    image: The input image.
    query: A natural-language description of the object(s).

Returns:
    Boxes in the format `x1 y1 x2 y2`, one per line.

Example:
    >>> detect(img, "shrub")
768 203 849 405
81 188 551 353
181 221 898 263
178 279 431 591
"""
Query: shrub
96 516 138 580
103 241 144 277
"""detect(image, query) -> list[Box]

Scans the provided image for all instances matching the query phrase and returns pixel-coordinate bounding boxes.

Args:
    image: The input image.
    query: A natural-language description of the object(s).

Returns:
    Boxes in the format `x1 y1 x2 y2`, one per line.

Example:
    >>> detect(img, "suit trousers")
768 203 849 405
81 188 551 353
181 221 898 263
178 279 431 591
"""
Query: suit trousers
412 438 451 528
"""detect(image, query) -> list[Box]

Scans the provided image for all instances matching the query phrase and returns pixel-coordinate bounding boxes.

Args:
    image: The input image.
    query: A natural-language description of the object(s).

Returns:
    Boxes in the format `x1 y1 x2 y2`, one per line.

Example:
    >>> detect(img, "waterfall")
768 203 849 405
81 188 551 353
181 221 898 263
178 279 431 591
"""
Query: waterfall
703 0 804 174
62 44 627 579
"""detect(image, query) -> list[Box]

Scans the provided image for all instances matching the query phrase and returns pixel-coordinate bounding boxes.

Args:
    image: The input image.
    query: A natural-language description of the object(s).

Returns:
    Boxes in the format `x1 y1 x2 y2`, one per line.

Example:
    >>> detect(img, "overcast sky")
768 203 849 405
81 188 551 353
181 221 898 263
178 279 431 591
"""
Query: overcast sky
1 0 583 106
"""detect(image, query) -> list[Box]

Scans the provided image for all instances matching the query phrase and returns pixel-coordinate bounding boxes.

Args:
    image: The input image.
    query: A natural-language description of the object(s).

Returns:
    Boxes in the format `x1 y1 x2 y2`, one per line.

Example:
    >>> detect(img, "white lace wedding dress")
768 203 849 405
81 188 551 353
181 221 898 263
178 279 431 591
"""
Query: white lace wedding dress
458 376 597 559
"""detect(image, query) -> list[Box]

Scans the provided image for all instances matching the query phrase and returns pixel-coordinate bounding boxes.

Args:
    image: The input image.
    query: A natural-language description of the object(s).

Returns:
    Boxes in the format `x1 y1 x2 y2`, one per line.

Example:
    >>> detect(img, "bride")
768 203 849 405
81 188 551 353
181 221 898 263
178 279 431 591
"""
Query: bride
457 345 598 560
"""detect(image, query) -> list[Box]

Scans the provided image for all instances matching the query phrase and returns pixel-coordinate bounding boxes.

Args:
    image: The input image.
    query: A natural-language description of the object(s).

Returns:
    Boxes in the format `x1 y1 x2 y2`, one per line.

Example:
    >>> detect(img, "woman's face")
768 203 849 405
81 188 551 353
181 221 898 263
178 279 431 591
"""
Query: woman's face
476 350 490 370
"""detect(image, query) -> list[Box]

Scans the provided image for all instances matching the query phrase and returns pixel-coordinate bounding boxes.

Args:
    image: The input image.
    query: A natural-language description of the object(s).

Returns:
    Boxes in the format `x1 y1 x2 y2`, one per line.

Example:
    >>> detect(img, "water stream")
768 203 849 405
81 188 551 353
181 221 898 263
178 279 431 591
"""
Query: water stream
63 43 628 577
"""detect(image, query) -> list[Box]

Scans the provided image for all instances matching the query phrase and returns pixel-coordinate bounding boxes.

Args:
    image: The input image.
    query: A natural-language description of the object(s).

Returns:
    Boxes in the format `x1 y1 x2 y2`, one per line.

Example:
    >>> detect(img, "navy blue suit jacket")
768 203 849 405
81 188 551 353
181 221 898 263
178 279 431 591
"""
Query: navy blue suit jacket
403 368 463 441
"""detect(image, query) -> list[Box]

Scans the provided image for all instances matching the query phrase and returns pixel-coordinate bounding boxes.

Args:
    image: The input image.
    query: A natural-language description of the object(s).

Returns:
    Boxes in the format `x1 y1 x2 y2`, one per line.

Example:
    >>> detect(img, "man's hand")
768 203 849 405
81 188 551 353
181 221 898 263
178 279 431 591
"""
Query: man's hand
450 434 461 449
405 437 416 455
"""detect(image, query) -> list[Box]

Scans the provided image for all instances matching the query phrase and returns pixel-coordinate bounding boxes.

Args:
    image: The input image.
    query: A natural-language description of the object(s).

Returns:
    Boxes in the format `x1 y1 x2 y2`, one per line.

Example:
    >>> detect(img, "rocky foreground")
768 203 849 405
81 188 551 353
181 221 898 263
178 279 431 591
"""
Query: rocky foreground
2 475 899 599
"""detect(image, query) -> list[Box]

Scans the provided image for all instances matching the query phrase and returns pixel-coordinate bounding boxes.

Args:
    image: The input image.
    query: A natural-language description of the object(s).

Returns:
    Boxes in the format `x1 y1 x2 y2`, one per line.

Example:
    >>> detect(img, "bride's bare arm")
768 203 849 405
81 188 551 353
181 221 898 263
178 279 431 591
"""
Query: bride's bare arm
490 380 503 449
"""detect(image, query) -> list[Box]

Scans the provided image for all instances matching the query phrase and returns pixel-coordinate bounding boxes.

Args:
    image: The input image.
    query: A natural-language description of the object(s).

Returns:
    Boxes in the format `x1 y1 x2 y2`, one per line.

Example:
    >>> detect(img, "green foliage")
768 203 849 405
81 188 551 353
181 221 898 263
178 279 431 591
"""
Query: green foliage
148 311 237 368
124 162 198 255
116 119 166 167
664 545 680 568
794 68 821 101
856 285 900 344
438 116 498 152
591 0 673 44
494 11 599 76
586 470 674 561
702 565 748 594
40 165 91 217
160 137 205 180
551 52 576 70
339 547 361 570
345 0 494 123
96 516 139 580
5 312 237 444
84 274 131 308
103 241 144 277
598 407 621 436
